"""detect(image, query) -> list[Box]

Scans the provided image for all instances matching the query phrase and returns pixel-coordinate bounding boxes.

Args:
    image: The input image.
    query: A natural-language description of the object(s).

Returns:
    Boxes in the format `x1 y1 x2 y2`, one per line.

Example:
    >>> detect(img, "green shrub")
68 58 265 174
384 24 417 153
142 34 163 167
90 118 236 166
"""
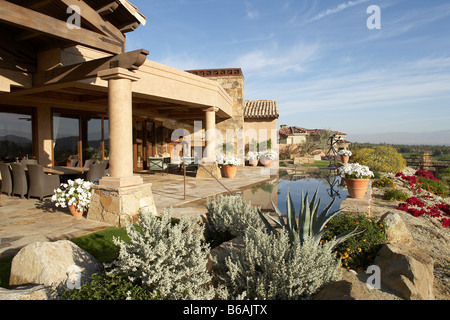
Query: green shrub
383 188 409 201
322 213 387 271
60 273 159 300
205 195 264 247
418 177 449 198
107 208 215 300
352 145 406 173
214 227 341 300
372 176 396 188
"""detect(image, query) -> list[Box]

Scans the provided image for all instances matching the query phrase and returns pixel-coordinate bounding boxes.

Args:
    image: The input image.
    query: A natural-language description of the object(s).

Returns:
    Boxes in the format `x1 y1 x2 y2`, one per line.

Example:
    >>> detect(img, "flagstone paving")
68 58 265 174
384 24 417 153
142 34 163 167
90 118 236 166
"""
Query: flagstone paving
0 166 275 258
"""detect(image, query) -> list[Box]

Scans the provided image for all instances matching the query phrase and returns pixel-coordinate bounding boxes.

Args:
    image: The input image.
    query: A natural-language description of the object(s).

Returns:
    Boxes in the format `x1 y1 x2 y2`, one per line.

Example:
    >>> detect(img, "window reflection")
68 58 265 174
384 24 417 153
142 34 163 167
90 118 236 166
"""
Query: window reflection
0 109 33 162
53 113 80 165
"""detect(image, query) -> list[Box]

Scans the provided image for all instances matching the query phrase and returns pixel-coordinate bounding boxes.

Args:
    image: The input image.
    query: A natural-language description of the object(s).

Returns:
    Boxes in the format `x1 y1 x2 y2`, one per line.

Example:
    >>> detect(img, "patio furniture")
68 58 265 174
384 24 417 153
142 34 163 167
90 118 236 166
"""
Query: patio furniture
83 159 96 168
27 164 61 200
20 159 37 168
86 162 107 182
11 163 28 199
148 157 169 174
181 157 198 174
0 163 12 196
69 159 79 167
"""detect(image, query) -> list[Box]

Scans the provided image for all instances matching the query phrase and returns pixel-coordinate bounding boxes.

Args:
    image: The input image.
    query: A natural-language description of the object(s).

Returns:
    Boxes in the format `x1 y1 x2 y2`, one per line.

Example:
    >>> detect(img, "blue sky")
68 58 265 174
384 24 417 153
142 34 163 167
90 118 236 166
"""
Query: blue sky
126 0 450 143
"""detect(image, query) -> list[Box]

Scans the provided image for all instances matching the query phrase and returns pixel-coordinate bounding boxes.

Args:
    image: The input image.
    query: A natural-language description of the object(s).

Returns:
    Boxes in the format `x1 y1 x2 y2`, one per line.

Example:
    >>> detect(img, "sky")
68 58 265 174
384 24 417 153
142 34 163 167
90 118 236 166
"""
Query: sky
125 0 450 144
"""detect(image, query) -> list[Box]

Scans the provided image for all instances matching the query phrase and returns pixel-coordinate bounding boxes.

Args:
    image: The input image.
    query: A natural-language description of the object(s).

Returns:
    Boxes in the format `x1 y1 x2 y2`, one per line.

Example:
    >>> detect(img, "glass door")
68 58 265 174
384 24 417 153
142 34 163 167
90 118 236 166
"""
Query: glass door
53 113 80 166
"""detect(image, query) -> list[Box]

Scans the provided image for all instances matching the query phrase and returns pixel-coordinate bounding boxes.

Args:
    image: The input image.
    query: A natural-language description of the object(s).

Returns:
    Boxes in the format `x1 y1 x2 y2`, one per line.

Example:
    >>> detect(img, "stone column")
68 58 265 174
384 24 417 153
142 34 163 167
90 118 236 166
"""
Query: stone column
204 107 218 163
97 67 143 188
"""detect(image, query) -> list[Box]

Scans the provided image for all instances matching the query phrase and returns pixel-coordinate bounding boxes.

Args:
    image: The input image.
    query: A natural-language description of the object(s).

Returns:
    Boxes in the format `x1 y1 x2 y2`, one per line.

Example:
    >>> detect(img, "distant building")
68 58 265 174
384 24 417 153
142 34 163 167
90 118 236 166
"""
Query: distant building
278 125 350 150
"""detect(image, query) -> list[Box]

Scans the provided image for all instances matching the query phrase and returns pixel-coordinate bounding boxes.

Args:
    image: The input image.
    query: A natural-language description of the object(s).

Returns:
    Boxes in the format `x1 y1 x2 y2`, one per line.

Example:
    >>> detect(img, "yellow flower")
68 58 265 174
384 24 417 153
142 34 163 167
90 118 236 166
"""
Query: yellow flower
346 248 351 252
358 248 362 252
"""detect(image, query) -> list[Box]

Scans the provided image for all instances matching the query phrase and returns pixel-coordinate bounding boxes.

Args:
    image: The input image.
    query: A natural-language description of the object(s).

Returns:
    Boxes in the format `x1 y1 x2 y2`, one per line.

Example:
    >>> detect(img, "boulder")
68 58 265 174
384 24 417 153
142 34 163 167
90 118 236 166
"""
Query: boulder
380 211 415 245
0 285 56 300
313 270 373 300
9 240 102 291
374 243 435 300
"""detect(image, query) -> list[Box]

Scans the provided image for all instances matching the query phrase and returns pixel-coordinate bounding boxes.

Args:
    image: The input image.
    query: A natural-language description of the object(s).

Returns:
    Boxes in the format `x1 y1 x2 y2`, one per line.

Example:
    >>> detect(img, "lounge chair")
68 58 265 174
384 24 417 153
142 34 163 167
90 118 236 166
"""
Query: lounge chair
0 163 13 196
148 157 168 174
11 163 28 198
27 164 61 200
86 162 107 182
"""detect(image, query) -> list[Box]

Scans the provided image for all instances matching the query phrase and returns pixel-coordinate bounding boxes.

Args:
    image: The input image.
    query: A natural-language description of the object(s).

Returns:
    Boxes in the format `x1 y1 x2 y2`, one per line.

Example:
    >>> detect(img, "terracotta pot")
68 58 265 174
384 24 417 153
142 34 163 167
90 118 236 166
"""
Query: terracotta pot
69 204 84 217
249 159 258 167
260 157 272 167
345 179 369 199
223 165 237 178
340 155 350 164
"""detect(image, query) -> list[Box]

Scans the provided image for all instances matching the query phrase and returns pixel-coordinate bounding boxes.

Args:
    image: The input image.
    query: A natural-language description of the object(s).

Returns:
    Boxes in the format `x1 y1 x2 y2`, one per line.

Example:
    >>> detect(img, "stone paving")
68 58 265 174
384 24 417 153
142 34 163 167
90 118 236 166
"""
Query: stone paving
0 166 275 258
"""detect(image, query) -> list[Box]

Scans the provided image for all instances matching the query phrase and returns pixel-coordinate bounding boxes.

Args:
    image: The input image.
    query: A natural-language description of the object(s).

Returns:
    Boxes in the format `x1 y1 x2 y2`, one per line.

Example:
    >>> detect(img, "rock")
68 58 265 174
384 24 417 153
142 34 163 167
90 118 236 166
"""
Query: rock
313 270 374 300
0 285 56 300
374 243 435 300
9 240 102 291
380 211 415 245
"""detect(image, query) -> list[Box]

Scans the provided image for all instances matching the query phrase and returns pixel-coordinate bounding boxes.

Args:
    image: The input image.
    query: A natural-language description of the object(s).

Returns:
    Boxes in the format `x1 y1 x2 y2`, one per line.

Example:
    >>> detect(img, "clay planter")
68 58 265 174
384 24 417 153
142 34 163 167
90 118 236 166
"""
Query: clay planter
340 155 350 164
260 157 272 167
69 205 84 217
248 159 258 167
223 165 237 178
345 178 369 199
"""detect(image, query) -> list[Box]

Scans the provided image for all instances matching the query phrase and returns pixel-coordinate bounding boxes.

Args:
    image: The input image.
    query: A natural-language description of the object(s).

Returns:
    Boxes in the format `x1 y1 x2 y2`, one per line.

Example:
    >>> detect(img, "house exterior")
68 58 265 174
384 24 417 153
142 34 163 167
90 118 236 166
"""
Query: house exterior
243 100 279 152
0 0 235 225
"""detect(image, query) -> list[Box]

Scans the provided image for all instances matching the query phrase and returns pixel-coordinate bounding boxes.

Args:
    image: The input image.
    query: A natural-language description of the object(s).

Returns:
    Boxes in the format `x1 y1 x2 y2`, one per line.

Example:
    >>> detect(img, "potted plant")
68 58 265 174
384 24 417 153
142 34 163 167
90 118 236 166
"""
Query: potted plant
222 156 241 178
51 179 93 217
339 163 374 199
259 150 278 167
245 151 260 167
338 149 352 164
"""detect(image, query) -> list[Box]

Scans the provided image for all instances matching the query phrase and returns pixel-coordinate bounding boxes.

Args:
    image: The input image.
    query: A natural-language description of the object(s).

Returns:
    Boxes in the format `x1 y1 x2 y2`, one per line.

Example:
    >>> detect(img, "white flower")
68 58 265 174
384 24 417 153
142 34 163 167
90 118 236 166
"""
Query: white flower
223 156 241 166
245 151 260 161
339 163 374 179
260 150 278 160
338 149 352 156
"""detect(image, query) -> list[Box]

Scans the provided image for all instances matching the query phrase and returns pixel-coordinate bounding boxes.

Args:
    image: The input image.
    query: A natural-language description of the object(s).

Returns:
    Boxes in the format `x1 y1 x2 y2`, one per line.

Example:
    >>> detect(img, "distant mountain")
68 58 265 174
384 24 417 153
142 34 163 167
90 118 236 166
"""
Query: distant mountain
0 135 32 147
348 130 450 146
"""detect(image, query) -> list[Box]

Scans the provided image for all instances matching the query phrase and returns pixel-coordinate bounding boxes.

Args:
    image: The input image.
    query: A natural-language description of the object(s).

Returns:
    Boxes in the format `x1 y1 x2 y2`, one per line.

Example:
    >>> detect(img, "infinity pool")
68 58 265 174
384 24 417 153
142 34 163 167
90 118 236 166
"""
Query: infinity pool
243 169 348 216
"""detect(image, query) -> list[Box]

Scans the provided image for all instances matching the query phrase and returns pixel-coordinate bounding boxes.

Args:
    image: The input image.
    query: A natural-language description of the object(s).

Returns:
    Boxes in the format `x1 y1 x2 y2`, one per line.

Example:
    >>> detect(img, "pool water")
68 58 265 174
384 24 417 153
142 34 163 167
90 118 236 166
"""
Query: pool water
276 170 348 216
243 169 348 216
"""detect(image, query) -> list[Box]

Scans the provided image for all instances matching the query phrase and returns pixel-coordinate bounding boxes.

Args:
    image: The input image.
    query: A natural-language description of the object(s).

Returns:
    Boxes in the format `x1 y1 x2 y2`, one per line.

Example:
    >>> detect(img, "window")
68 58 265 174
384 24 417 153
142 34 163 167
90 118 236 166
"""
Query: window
0 107 34 162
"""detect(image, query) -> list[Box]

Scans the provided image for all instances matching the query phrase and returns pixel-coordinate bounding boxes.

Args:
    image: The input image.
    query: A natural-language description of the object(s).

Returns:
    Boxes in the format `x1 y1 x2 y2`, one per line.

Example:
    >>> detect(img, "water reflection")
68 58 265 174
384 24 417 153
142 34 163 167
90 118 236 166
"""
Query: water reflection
244 169 348 216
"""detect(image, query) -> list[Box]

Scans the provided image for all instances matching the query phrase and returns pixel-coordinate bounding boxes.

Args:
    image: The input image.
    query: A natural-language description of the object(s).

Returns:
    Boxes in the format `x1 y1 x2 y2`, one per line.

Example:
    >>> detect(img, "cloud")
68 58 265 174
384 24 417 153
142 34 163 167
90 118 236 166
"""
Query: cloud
309 0 370 22
245 1 259 20
232 42 321 77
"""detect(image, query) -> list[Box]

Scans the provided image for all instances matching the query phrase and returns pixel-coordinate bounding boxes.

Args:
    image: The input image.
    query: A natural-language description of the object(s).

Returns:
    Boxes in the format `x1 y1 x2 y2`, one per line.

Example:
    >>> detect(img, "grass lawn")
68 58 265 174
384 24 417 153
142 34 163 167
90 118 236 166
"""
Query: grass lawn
301 160 333 167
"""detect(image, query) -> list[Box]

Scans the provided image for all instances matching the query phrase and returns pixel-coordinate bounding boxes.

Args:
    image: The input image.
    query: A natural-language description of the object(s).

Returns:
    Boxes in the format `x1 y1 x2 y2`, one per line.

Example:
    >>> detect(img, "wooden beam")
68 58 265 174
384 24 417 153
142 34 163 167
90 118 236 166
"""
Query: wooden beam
60 0 125 44
97 2 120 16
0 0 124 55
33 49 149 87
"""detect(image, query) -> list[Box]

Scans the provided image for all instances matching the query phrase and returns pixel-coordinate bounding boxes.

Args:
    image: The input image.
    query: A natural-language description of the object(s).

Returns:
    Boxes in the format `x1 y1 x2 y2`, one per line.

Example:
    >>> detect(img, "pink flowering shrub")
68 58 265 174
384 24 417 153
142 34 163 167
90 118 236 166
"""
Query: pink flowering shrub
395 170 450 228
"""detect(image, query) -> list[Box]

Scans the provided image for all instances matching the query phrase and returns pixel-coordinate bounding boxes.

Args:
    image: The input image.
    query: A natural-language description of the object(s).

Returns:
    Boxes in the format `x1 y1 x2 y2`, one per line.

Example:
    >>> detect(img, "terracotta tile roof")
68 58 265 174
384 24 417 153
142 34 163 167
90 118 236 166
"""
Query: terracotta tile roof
279 126 347 137
244 100 279 119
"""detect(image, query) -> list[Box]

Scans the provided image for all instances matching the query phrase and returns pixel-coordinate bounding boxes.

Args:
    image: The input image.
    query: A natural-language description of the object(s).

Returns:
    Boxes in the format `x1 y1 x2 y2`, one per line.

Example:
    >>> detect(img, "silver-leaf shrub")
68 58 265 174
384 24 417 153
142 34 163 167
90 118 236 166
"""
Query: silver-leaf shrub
107 208 215 300
214 227 342 300
206 194 264 239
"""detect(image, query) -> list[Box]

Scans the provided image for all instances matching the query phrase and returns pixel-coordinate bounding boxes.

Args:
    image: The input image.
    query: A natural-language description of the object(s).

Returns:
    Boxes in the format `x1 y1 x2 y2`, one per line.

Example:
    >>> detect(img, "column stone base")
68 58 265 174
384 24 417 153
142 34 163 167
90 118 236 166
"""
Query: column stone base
196 162 222 179
99 176 143 188
87 183 157 227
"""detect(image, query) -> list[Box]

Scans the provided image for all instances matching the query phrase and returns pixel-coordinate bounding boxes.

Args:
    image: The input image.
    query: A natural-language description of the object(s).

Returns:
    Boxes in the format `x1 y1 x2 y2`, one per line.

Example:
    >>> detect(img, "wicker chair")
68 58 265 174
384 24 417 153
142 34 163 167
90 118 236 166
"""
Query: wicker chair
0 163 13 196
86 162 107 182
27 164 61 200
11 163 28 198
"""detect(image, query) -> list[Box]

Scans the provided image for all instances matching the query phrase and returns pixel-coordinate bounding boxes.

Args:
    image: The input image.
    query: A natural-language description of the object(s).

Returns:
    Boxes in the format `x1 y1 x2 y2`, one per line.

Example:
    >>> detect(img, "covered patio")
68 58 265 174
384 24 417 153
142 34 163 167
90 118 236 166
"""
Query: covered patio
0 0 238 226
0 166 277 258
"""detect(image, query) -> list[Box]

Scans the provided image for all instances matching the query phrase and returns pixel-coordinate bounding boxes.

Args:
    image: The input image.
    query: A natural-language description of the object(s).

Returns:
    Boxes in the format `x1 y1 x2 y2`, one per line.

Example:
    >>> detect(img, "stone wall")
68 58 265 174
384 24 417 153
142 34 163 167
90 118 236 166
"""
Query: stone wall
87 182 157 227
204 74 245 163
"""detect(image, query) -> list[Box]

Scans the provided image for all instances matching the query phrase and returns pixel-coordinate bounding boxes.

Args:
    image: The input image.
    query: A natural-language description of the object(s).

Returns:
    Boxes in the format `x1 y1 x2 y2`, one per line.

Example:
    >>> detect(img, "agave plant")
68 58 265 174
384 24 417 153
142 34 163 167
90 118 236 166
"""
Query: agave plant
258 188 364 251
